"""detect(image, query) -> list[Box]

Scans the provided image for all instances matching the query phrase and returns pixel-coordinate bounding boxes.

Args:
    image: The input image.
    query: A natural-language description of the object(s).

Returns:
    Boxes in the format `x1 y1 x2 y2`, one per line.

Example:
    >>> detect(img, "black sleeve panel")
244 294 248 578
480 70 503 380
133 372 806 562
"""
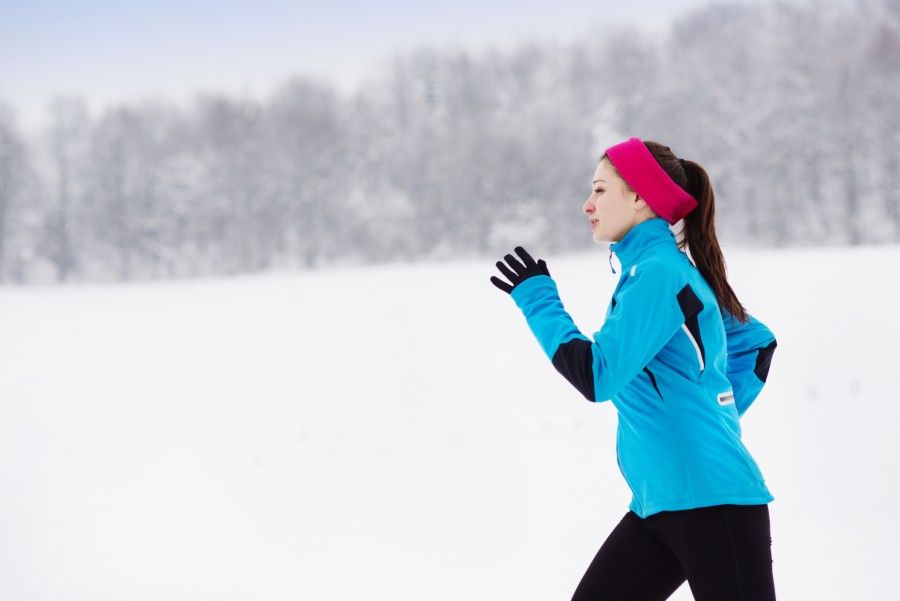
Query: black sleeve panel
676 283 703 320
677 283 706 372
754 339 777 382
551 337 596 402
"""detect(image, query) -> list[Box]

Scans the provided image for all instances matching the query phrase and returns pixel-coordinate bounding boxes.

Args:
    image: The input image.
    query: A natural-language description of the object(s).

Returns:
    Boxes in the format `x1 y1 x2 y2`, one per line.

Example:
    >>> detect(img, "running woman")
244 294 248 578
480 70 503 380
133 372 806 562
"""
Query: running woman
490 137 778 601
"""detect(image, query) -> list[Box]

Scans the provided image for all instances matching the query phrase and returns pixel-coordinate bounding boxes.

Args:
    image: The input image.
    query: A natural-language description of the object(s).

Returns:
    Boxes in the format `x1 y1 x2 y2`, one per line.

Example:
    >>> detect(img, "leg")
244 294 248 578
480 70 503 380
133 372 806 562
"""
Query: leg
644 504 776 601
571 510 686 601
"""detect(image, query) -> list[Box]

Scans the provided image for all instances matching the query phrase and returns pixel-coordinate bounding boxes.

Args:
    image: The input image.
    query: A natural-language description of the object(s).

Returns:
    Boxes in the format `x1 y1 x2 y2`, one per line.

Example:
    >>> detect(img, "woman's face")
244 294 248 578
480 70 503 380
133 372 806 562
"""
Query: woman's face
583 157 652 243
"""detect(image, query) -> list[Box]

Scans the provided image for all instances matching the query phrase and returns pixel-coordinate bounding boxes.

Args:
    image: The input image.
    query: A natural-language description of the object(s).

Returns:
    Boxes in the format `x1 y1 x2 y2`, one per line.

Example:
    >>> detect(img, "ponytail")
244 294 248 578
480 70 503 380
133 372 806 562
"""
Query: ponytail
643 142 749 324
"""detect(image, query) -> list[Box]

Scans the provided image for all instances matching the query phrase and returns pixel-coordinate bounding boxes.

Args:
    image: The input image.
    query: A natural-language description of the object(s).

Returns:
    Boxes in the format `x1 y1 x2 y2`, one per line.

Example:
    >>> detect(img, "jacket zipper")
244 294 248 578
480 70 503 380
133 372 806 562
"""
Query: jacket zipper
616 446 642 515
643 366 664 401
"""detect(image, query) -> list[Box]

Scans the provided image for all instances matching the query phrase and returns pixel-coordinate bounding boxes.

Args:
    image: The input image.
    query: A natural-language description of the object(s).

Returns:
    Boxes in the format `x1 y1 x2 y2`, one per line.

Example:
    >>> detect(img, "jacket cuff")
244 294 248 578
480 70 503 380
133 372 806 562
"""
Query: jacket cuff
509 274 559 312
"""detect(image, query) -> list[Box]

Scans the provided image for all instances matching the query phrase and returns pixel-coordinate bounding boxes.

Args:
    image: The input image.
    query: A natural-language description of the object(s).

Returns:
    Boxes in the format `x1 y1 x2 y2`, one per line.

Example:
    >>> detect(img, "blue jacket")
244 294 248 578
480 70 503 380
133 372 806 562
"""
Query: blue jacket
509 217 777 518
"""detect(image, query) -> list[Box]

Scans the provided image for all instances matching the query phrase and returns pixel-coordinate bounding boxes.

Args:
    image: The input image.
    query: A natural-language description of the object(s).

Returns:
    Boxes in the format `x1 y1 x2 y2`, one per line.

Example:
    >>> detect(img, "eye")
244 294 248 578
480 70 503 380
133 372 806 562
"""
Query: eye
594 188 603 194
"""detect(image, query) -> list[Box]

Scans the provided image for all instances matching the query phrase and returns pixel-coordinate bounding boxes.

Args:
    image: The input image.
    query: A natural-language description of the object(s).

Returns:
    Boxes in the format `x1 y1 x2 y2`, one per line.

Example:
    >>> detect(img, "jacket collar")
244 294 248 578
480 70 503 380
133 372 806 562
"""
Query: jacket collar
608 217 676 273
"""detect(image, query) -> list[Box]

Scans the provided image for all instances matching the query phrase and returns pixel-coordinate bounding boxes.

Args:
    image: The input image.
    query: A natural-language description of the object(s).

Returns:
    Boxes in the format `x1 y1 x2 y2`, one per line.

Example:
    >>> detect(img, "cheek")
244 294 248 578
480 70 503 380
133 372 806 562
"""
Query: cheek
596 195 614 215
604 194 627 215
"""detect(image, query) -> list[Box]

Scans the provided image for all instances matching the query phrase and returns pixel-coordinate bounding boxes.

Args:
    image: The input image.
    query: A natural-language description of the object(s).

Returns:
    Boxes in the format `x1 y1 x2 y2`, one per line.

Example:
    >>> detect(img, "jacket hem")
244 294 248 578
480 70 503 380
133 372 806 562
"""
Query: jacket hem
630 492 775 519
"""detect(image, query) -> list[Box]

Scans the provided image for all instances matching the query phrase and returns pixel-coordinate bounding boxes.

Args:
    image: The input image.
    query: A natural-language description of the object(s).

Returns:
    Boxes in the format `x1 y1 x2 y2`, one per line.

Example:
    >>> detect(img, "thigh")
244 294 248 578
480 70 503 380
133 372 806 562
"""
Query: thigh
644 504 776 601
571 511 686 601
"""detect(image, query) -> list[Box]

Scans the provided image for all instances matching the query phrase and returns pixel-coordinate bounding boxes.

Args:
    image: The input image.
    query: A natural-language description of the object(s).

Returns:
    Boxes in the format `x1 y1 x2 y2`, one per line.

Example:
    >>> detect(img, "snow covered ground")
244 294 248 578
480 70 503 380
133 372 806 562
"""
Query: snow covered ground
1 242 898 600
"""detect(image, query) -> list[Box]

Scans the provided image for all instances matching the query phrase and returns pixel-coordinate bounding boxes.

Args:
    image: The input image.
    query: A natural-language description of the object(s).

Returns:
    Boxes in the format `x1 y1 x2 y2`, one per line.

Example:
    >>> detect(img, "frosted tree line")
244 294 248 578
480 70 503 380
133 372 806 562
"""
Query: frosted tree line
0 0 896 284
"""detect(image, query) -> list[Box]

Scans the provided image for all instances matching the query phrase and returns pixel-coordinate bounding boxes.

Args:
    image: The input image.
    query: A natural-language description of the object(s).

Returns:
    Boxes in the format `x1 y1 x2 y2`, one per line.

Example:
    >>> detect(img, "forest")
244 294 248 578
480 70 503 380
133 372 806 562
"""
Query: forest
0 0 896 283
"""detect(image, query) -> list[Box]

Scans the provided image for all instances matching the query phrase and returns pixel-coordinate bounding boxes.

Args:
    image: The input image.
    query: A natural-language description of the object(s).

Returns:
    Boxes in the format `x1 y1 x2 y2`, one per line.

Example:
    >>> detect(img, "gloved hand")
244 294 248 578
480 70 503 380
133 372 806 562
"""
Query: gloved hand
490 246 551 294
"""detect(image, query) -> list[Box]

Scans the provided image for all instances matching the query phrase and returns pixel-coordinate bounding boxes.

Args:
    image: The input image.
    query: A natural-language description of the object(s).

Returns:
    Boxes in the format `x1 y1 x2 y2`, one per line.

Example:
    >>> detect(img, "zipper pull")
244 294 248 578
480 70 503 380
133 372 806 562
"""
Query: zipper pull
609 248 616 274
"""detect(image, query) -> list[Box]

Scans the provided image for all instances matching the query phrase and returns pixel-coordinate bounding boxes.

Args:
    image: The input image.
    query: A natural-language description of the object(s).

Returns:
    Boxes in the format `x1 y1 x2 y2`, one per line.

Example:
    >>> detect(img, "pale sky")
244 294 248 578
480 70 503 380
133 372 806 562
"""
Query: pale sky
1 0 777 134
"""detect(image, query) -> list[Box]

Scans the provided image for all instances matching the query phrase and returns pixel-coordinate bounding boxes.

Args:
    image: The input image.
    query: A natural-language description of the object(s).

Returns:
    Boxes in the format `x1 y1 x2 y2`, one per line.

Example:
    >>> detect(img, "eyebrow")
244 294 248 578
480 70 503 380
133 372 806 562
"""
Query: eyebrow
592 179 606 184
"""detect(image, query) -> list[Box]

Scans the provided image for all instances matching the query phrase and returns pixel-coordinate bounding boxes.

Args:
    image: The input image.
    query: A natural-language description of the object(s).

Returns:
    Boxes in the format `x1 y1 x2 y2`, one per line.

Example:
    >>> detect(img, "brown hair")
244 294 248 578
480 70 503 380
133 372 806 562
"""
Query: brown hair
601 140 749 323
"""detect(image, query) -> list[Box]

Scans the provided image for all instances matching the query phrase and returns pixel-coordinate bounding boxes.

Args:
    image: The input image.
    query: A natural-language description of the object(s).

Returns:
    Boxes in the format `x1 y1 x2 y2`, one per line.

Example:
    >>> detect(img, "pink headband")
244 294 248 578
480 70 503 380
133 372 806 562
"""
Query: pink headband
603 137 698 224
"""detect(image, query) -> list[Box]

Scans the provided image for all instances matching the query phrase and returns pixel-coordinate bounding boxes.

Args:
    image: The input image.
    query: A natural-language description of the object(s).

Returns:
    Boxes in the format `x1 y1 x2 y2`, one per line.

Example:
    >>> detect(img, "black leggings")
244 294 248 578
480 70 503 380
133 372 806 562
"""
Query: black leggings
571 504 776 601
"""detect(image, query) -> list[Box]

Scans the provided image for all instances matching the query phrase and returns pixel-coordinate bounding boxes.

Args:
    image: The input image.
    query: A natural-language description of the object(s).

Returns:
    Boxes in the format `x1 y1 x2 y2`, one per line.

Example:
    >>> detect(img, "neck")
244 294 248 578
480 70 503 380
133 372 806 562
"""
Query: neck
608 217 676 272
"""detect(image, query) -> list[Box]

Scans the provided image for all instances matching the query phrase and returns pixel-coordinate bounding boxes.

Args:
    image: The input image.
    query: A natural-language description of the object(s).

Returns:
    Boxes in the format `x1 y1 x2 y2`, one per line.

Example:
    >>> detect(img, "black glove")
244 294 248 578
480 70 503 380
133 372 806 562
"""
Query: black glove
490 246 551 294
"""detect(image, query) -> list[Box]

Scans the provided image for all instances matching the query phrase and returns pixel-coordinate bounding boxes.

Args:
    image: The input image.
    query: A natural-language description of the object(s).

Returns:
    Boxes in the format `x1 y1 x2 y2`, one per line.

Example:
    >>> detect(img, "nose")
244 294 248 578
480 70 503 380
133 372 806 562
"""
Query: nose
583 196 594 215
